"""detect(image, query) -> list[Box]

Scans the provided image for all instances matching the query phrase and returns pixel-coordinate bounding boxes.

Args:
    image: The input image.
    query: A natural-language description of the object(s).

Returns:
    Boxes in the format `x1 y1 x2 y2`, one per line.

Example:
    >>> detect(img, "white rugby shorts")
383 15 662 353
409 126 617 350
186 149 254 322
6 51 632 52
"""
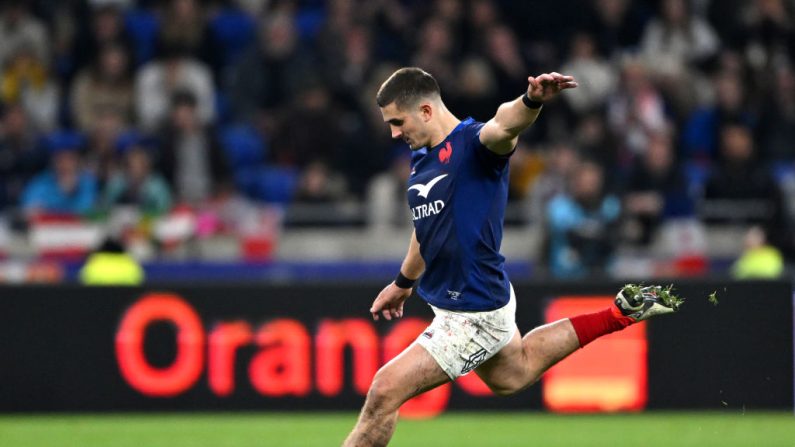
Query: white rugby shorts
416 285 517 379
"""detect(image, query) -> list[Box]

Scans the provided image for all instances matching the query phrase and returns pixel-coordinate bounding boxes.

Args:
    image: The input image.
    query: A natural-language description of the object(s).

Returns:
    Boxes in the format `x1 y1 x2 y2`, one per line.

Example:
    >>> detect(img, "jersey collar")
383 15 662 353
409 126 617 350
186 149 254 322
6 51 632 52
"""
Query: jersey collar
423 117 474 153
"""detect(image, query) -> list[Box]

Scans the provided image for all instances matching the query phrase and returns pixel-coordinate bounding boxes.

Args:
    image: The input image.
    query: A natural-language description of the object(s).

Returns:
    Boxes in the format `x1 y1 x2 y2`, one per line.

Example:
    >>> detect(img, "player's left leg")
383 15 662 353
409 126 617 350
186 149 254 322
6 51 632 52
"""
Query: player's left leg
473 320 579 396
342 342 450 447
475 285 681 395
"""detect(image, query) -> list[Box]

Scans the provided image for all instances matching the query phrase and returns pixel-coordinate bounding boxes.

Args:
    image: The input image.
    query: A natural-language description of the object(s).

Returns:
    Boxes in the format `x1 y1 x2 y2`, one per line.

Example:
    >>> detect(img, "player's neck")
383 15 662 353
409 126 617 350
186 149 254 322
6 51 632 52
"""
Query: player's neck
428 108 461 148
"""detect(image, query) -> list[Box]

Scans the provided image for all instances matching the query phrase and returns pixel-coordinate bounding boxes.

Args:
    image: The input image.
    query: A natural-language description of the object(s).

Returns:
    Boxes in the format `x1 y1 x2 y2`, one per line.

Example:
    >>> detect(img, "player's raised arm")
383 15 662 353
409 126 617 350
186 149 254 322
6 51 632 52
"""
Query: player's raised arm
479 72 578 155
370 230 425 321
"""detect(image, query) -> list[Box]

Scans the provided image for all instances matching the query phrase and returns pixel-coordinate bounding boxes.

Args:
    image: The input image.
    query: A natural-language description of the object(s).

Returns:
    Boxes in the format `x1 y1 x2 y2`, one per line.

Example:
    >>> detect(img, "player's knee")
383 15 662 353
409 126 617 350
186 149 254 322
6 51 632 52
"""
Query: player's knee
490 385 516 397
364 372 403 413
490 383 521 397
489 376 538 397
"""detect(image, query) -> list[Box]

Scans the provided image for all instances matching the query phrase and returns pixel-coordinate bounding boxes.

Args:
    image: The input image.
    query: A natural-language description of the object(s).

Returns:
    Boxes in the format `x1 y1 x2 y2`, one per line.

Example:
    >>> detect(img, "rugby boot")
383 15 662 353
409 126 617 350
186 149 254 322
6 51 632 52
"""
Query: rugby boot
614 284 683 322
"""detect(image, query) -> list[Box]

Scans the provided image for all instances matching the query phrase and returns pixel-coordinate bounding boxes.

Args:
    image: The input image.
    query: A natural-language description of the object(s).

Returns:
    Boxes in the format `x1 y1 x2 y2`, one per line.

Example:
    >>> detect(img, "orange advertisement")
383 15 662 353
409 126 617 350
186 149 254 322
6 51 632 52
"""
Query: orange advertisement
543 297 647 412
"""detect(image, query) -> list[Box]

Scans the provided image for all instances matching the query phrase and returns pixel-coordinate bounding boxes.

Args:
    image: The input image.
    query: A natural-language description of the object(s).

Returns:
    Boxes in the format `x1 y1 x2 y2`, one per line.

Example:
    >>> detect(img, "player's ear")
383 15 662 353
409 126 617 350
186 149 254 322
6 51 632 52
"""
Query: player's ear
419 102 433 122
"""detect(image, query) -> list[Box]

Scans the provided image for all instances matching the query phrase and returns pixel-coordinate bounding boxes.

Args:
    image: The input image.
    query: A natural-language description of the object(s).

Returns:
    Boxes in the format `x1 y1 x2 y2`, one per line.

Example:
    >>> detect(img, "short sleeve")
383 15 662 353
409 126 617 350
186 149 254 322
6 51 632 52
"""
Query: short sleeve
471 121 514 173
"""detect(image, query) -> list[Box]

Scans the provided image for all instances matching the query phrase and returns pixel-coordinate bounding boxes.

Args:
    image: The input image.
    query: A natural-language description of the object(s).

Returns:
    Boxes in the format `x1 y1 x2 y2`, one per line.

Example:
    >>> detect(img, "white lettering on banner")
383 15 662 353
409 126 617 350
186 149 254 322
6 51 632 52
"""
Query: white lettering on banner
411 200 445 221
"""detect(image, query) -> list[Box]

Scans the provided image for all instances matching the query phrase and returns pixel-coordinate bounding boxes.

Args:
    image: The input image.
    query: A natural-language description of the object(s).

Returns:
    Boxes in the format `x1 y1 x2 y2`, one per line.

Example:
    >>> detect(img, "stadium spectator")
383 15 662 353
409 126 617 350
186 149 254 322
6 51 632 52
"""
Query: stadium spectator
70 42 135 133
135 43 215 131
639 0 720 77
741 0 795 75
102 136 171 216
448 57 500 122
701 123 786 236
756 65 795 161
573 109 620 171
0 44 59 131
70 3 134 76
705 0 748 51
317 1 398 101
366 149 412 230
236 0 268 17
546 159 621 278
528 141 581 222
226 11 314 131
294 160 349 204
79 237 145 285
683 71 753 161
314 0 410 65
0 103 48 209
157 0 208 57
333 64 405 198
411 17 458 94
560 32 617 114
157 90 231 205
607 57 668 158
48 2 79 79
505 142 542 205
731 225 784 279
467 0 501 36
87 1 135 11
623 131 691 245
21 132 97 215
316 0 361 66
583 0 648 57
432 0 466 31
156 0 219 76
479 24 530 103
362 0 412 62
0 0 49 70
269 80 344 170
83 107 127 190
322 23 376 112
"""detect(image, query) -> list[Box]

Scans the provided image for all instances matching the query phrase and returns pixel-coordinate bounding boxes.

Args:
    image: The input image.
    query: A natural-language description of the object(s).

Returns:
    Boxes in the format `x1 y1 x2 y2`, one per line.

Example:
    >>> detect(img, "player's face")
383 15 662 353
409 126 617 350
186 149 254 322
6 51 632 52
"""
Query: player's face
380 102 430 150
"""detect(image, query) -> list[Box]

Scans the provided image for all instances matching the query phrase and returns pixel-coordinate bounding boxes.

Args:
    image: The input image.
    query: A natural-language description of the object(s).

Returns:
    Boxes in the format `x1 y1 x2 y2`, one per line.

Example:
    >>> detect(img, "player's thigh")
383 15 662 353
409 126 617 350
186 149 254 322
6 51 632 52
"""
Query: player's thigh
473 329 529 395
370 341 450 405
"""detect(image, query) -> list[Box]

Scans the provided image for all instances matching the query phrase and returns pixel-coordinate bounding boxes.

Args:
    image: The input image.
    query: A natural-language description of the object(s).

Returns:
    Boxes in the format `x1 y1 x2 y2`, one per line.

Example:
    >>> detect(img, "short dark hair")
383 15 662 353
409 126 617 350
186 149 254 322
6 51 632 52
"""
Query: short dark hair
376 67 441 109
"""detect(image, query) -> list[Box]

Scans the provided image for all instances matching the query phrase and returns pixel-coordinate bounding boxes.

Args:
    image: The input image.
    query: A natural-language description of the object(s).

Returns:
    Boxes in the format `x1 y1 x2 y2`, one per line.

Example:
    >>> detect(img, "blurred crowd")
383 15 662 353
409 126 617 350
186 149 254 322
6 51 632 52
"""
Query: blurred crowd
1 0 795 277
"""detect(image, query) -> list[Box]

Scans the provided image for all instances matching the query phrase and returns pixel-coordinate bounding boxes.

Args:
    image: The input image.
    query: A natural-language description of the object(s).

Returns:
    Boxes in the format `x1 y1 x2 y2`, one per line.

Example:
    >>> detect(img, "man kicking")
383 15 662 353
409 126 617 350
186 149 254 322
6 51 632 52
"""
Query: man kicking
342 67 681 446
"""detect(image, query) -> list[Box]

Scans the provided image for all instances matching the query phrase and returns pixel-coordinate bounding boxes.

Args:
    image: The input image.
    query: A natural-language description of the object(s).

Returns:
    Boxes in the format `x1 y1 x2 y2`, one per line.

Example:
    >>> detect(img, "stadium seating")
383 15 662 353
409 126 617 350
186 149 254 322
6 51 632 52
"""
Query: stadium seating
218 124 266 169
208 8 257 67
124 9 160 65
255 166 299 205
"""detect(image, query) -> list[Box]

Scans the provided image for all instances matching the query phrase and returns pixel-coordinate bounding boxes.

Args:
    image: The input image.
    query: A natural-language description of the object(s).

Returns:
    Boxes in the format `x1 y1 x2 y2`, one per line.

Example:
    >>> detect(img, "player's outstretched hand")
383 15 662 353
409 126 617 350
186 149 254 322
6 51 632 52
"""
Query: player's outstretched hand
527 72 577 102
370 282 412 321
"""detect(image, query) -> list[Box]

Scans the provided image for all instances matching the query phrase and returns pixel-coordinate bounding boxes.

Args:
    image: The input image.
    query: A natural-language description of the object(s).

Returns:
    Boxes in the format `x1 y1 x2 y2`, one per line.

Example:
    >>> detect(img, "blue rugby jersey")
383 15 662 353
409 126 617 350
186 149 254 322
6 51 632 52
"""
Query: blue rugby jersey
407 117 512 311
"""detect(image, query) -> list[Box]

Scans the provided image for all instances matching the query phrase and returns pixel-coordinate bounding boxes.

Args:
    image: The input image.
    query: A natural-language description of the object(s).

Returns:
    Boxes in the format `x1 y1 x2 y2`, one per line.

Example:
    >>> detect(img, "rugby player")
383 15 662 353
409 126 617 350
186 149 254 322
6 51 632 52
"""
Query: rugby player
342 67 680 446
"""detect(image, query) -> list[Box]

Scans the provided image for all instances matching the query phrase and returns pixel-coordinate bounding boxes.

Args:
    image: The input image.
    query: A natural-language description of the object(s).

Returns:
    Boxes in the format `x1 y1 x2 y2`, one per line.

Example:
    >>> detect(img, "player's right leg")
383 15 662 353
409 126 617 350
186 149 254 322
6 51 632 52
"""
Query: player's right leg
342 342 450 447
474 284 682 396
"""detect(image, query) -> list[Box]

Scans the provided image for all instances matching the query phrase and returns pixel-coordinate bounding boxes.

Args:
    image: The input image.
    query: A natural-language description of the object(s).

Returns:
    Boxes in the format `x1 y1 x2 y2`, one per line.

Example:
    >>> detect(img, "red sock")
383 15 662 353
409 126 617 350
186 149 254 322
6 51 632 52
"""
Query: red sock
569 307 635 348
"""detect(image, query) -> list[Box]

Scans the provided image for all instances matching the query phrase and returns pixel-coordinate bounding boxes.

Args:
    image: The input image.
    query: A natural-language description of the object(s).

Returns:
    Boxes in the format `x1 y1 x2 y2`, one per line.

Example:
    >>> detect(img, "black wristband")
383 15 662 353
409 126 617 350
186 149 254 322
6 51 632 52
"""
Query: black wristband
522 93 543 109
394 271 416 289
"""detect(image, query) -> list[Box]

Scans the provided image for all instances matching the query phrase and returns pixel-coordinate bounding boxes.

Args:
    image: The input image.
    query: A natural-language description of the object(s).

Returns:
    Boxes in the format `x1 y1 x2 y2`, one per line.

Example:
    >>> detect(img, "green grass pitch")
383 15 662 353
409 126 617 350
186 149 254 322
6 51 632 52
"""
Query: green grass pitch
1 412 794 447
